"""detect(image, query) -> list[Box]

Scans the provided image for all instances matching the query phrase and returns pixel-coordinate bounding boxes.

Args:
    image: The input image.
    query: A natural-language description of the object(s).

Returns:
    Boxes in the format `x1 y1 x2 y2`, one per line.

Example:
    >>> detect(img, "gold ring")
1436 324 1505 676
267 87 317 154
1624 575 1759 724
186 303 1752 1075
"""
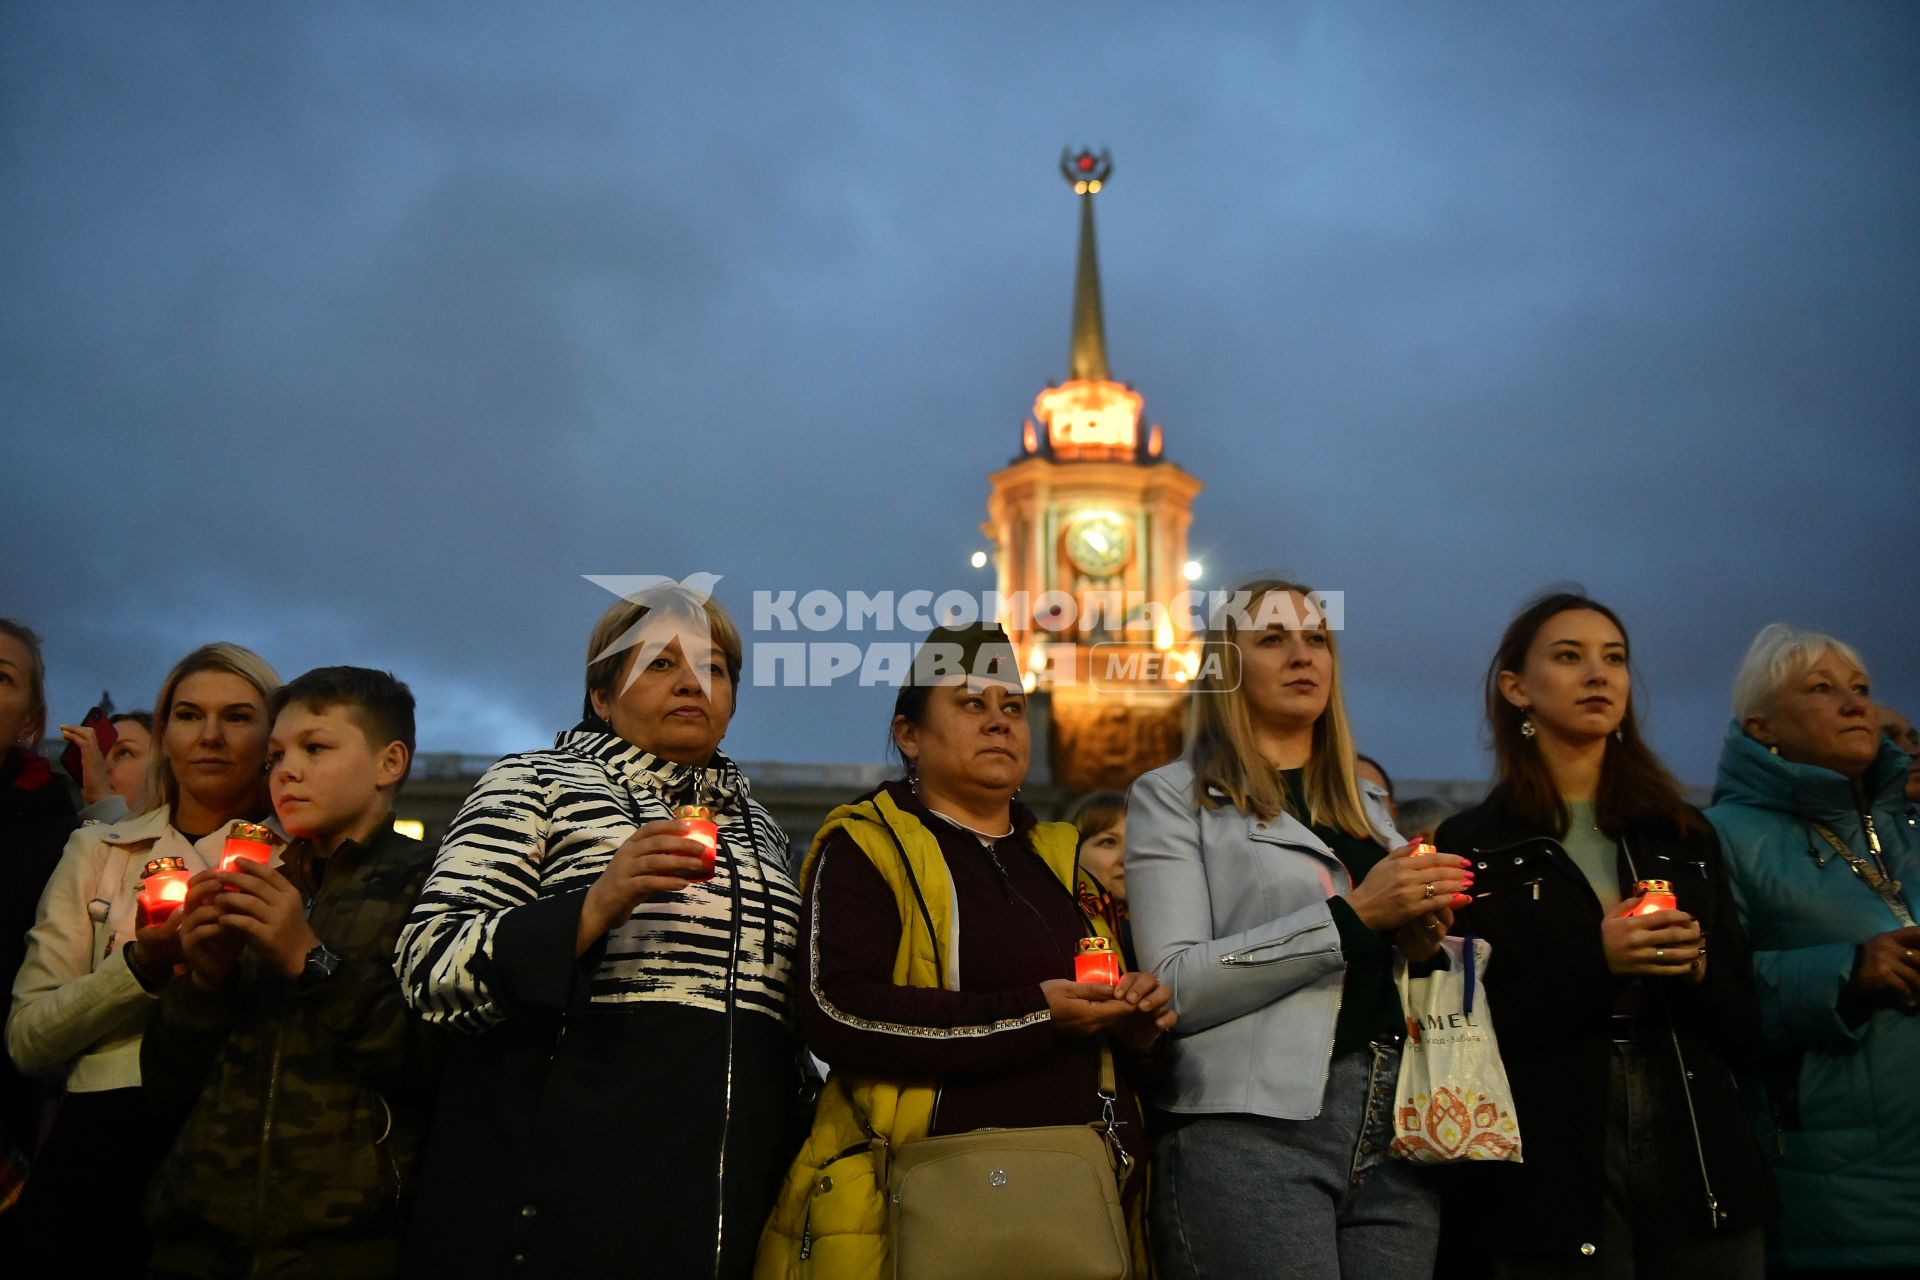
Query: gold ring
1656 948 1664 961
1424 882 1435 899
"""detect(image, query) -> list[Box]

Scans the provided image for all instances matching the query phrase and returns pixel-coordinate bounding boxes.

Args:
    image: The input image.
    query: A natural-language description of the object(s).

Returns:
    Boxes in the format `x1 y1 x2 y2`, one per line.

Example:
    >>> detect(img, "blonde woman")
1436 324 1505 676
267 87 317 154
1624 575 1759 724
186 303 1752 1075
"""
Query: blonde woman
6 643 280 1274
1126 580 1468 1280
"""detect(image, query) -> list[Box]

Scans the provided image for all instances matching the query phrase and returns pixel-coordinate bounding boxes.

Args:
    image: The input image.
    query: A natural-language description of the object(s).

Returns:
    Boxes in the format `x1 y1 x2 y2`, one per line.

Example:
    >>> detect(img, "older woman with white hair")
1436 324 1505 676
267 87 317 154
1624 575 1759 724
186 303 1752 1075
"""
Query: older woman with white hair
1706 623 1920 1275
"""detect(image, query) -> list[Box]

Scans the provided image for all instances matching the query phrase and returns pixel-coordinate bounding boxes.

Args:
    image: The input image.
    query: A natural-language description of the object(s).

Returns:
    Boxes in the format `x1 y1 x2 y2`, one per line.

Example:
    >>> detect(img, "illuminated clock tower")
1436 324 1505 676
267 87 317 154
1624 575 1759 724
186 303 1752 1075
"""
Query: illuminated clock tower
983 150 1203 795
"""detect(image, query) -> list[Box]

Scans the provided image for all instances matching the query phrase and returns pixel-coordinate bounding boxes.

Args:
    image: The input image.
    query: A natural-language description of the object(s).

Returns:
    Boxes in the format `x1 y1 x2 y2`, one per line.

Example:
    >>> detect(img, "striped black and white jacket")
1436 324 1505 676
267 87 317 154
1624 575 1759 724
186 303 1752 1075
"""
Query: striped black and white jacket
395 728 799 1033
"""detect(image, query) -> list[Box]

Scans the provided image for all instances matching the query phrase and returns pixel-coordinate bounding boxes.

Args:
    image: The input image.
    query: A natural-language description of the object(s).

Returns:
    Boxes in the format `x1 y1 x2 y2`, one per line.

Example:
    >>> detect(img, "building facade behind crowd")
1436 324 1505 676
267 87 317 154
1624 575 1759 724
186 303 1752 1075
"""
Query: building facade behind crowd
2 606 1917 1278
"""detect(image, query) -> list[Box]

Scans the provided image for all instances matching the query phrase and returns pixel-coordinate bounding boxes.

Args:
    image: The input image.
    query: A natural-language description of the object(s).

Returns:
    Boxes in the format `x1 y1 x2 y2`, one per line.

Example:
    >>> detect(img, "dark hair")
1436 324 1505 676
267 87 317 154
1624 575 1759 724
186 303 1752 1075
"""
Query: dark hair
1485 591 1696 838
0 618 50 747
269 666 416 784
111 710 153 733
1355 753 1394 800
888 624 1022 773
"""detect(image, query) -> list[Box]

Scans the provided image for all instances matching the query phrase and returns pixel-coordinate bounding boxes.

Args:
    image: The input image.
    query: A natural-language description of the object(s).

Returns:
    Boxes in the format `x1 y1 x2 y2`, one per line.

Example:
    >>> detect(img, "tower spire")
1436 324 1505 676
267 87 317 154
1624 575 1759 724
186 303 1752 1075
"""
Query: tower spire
1061 148 1113 382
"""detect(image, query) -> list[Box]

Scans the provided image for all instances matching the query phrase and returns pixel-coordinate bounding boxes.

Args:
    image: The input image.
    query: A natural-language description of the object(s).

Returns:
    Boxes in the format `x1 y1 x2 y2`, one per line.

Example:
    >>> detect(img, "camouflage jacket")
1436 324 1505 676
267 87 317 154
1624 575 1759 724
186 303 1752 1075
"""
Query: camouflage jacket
143 826 441 1279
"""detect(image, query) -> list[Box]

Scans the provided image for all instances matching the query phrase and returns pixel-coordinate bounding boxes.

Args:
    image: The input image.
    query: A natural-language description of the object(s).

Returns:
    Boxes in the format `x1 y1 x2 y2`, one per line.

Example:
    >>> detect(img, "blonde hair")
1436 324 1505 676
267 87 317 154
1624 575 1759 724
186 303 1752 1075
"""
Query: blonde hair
584 587 744 717
1732 623 1869 724
141 643 282 815
1185 578 1374 838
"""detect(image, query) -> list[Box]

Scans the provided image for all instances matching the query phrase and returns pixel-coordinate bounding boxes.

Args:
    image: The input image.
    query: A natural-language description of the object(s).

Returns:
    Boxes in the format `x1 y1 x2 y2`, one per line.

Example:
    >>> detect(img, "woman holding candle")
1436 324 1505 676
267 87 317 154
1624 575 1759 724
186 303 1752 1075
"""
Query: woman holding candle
1704 624 1920 1274
1437 592 1766 1278
5 642 280 1274
1125 579 1461 1280
756 624 1173 1280
397 586 800 1280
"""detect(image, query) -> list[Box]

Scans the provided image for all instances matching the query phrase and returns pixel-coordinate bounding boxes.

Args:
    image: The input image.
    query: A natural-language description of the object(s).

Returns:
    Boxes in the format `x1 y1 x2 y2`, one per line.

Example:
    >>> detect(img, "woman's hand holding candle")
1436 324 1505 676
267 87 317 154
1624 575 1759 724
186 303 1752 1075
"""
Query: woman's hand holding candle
1040 972 1176 1045
1395 904 1455 965
1348 841 1473 933
218 860 323 980
575 819 711 956
1386 841 1461 964
129 907 186 981
1111 970 1176 1052
1601 906 1704 978
1040 979 1141 1037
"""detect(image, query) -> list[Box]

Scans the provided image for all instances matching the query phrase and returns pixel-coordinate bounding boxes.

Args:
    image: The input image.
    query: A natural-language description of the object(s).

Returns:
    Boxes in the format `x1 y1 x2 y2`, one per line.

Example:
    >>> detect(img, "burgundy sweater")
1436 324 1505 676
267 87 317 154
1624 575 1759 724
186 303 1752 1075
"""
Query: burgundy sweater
799 783 1150 1182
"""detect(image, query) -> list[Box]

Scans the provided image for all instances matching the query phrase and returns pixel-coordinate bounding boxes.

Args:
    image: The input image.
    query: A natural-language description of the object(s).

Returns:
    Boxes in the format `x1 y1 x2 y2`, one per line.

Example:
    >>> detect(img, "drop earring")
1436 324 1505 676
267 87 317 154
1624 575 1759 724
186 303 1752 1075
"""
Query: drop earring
1520 715 1537 740
905 757 920 796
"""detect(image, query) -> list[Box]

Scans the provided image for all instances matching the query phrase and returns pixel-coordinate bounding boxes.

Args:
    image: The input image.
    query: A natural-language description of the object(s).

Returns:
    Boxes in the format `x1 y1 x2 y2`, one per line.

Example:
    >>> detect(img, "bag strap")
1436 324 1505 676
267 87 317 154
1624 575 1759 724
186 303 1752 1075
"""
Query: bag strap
1810 822 1914 927
1093 1037 1132 1181
86 842 139 957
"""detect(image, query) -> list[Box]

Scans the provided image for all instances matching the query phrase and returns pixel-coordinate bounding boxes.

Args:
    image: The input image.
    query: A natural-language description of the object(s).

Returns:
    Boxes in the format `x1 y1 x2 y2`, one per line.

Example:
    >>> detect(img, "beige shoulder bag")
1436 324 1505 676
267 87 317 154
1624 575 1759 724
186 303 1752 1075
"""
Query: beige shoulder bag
868 1041 1133 1280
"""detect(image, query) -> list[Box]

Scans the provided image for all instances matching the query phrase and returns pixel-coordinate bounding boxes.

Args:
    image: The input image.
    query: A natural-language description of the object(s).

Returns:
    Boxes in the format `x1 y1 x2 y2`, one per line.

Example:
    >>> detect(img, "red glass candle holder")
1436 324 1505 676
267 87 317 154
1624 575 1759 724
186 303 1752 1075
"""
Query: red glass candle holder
220 822 275 874
1075 936 1120 987
672 805 718 882
137 857 189 927
1621 879 1678 917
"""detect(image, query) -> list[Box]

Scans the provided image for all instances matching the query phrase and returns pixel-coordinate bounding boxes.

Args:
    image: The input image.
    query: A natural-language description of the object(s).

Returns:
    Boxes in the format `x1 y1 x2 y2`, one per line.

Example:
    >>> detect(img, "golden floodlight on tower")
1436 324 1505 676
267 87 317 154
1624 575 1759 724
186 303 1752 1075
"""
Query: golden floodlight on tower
980 148 1205 793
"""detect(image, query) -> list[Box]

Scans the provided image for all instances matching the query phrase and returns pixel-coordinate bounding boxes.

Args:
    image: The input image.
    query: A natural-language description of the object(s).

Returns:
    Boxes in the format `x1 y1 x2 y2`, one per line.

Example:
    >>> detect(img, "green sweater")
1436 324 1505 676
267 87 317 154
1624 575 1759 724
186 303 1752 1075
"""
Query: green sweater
1561 800 1624 914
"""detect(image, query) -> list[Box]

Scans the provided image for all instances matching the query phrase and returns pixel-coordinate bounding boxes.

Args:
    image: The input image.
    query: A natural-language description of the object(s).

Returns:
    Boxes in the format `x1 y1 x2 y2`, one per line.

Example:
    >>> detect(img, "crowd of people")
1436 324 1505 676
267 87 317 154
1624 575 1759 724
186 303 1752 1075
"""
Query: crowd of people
0 585 1914 1279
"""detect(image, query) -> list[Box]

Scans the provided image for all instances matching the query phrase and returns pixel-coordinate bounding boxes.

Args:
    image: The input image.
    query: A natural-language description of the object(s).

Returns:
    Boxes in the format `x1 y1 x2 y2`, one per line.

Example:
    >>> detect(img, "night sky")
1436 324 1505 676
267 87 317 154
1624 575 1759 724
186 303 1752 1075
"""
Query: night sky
5 2 1917 786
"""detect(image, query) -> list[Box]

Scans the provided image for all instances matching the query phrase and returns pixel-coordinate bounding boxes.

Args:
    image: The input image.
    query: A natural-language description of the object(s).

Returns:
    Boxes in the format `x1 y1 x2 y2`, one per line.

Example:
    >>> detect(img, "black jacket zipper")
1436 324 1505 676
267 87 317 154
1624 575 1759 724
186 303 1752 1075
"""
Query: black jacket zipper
1469 833 1723 1232
1620 835 1723 1232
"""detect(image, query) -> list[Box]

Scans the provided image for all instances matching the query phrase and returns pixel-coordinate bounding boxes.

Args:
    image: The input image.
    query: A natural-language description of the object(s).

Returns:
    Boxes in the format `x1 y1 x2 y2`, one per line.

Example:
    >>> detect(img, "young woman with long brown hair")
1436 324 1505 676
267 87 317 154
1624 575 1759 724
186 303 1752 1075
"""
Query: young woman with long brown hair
1436 591 1767 1278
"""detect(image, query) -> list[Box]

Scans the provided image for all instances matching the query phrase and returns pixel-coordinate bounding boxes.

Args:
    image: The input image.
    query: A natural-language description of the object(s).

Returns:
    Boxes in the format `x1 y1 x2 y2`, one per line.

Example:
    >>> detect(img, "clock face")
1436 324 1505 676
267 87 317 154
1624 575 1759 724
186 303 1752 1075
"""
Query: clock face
1064 513 1132 578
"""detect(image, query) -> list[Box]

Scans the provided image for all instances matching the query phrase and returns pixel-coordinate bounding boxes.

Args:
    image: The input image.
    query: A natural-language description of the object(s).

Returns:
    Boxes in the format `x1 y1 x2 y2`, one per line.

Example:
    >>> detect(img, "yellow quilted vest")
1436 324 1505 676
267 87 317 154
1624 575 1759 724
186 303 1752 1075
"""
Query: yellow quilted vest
753 789 1142 1280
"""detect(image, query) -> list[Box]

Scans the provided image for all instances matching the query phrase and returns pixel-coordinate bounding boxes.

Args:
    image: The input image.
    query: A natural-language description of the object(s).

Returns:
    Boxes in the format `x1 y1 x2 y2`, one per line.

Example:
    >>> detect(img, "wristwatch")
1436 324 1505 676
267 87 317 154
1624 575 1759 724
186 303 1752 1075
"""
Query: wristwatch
294 942 343 991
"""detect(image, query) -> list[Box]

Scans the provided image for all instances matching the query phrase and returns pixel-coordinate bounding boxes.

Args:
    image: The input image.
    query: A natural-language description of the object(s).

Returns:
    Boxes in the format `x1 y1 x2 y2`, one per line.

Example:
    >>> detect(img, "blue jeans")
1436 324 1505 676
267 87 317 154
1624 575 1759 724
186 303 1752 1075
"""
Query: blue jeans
1152 1041 1440 1280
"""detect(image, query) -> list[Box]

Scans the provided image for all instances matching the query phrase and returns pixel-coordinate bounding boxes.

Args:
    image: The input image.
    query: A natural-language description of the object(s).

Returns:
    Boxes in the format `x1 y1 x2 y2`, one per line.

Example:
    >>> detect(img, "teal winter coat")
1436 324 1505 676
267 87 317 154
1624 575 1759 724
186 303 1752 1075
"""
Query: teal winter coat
1705 723 1920 1271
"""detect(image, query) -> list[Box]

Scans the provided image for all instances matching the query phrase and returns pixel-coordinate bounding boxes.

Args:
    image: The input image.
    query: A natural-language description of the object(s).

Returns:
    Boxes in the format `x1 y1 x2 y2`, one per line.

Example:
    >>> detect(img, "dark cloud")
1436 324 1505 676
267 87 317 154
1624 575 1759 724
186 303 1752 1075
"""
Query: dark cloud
4 1 1916 787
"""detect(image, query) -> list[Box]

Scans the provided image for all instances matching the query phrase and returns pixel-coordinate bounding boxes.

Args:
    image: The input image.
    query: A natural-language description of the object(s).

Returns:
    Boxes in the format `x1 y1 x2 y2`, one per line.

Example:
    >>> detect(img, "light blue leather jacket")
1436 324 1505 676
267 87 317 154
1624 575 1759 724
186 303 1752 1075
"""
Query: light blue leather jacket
1125 758 1403 1120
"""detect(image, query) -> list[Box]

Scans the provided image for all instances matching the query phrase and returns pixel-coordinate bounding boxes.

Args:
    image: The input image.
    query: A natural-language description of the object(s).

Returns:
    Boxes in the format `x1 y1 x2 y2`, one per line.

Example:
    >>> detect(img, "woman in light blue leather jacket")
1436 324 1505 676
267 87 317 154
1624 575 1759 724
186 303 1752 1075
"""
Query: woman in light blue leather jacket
1127 578 1471 1280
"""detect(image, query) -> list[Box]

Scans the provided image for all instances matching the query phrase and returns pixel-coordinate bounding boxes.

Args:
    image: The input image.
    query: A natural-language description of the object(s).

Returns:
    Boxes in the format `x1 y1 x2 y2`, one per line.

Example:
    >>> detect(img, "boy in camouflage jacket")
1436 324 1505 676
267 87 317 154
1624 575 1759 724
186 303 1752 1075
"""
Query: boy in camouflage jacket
142 668 440 1279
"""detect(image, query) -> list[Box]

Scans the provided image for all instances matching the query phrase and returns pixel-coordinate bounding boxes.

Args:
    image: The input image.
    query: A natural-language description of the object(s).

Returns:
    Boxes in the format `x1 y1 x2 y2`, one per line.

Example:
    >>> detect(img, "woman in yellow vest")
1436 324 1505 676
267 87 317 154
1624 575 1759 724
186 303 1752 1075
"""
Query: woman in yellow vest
757 625 1174 1279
